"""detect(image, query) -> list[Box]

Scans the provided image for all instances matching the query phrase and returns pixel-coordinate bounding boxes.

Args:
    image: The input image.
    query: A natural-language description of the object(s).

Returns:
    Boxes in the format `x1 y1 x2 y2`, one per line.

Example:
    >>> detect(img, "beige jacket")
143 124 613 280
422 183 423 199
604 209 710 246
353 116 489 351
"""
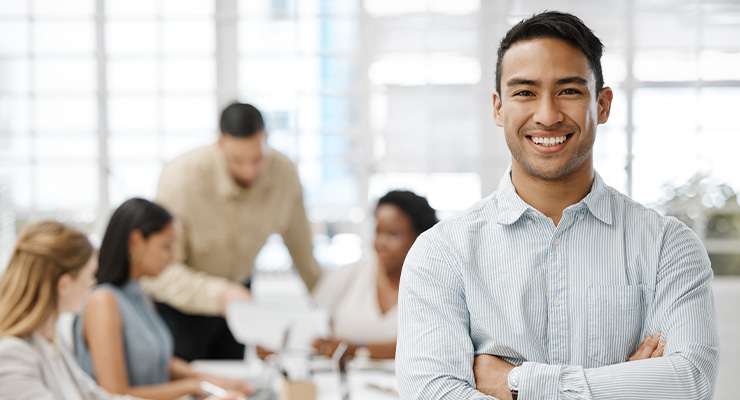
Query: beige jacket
0 333 142 400
141 144 321 315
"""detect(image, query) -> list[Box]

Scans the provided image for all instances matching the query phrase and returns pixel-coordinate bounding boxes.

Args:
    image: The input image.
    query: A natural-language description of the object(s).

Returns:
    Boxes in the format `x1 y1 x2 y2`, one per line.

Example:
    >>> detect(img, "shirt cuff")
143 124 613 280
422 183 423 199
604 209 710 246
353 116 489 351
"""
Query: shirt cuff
519 361 562 399
519 362 592 400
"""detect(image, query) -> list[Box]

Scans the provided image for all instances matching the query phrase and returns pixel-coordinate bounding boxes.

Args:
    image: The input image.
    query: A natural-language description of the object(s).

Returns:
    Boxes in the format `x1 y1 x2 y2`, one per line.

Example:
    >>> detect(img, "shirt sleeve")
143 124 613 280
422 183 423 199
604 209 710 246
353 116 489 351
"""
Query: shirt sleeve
0 339 57 400
518 218 719 399
281 181 322 293
396 231 497 400
140 160 231 316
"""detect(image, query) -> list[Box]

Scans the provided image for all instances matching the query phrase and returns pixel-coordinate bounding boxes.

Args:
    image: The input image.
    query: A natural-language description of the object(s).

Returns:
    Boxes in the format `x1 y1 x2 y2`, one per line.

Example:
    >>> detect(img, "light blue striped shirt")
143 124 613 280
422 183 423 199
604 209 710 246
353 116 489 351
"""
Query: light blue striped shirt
396 169 719 399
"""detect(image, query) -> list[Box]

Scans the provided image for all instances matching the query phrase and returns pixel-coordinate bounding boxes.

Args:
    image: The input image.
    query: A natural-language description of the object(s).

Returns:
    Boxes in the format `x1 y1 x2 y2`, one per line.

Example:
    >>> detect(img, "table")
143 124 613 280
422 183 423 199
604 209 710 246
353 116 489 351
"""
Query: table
192 358 398 400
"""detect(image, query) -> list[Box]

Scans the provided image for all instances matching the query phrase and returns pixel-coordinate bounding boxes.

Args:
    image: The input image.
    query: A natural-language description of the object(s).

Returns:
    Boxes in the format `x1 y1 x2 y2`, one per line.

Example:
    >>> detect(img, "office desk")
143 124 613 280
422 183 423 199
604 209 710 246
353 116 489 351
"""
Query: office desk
192 358 398 400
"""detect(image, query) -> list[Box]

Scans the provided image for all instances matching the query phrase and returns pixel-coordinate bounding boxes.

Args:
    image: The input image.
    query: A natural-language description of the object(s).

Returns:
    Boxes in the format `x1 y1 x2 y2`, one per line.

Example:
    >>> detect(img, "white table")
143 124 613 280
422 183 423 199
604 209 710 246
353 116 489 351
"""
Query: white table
192 358 398 400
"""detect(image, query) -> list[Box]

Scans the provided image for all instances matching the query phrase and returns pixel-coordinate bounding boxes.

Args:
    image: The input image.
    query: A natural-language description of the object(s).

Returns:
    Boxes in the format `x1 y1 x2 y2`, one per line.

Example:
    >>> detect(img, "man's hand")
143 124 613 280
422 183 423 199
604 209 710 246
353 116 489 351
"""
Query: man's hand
220 282 251 317
628 331 665 361
473 354 515 399
311 337 357 358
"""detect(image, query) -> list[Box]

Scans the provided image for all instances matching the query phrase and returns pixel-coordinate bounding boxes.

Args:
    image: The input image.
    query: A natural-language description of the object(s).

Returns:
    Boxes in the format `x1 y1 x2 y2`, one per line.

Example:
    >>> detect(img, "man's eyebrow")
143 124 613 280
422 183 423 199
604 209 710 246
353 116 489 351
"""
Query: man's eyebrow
506 78 539 87
556 77 589 86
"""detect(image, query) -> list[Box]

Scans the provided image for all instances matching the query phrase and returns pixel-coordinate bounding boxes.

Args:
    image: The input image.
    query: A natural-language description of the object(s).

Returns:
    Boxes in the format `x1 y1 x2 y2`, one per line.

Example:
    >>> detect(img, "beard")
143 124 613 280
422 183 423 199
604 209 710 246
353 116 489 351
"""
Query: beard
506 123 595 181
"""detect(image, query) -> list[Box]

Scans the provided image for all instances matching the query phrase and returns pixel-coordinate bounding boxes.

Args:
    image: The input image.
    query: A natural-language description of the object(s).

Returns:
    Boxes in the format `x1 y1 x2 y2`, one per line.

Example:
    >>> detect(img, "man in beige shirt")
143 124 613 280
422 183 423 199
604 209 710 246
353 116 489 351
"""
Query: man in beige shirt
141 103 322 361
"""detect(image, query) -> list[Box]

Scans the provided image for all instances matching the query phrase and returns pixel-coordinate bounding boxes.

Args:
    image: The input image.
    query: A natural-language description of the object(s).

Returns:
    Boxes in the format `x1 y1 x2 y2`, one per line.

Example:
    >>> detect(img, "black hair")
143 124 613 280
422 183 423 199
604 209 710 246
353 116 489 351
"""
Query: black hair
219 102 265 138
377 190 438 235
97 198 173 287
495 11 605 96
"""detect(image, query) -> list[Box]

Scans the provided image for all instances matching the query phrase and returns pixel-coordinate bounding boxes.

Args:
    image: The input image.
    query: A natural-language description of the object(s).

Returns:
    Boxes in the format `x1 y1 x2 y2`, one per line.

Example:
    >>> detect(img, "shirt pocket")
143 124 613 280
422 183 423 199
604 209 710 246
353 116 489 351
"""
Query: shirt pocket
587 284 645 366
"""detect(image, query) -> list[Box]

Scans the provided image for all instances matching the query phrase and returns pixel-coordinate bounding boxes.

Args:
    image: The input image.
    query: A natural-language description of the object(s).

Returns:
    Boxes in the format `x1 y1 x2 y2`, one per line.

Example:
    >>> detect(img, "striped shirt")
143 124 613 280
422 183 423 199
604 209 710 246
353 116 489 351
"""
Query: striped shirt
396 169 719 399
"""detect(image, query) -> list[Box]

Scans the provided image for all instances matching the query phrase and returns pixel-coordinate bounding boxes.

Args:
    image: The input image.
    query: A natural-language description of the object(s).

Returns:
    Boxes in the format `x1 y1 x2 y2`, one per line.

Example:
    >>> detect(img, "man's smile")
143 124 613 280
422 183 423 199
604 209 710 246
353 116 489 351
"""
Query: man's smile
528 134 571 146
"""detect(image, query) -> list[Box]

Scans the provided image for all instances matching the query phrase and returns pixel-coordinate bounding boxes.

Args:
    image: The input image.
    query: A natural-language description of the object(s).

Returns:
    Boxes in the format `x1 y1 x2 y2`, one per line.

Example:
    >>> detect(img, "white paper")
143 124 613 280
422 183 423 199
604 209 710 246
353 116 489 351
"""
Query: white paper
226 299 331 352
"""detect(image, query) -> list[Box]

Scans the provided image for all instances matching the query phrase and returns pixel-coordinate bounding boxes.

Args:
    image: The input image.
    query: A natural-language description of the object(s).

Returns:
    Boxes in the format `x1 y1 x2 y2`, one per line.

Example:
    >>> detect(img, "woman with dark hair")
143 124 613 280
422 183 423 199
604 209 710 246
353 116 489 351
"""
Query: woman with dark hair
310 190 438 359
73 198 252 400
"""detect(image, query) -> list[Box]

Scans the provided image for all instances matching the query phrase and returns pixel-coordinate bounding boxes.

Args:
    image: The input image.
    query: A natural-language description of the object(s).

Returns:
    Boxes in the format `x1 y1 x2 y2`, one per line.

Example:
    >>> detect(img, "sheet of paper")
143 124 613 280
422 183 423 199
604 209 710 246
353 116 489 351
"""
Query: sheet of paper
227 299 331 352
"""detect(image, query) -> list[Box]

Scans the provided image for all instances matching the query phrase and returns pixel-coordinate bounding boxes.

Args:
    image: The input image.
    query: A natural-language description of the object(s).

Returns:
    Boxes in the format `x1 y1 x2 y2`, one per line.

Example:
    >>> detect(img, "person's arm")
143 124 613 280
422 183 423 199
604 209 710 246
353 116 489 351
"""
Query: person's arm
281 183 322 292
476 219 719 400
169 357 254 394
396 232 495 399
140 163 249 316
474 333 667 399
83 290 206 400
312 337 397 359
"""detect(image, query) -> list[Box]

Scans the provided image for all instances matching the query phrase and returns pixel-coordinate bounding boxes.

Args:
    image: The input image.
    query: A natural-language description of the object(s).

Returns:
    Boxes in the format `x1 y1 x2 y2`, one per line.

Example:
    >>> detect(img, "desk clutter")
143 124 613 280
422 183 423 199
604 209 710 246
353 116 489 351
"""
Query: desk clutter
192 357 398 400
220 296 397 398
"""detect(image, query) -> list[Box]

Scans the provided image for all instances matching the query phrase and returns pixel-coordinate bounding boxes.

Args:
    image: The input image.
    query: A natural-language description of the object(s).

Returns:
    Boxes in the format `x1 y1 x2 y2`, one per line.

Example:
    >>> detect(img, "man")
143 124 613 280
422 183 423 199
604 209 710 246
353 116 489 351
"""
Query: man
396 11 719 399
142 102 322 361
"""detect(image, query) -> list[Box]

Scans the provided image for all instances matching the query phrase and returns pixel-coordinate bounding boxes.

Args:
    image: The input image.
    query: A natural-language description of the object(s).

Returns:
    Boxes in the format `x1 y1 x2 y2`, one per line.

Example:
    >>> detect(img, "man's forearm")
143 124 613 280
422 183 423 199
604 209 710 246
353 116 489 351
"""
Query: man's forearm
517 353 716 400
140 262 230 315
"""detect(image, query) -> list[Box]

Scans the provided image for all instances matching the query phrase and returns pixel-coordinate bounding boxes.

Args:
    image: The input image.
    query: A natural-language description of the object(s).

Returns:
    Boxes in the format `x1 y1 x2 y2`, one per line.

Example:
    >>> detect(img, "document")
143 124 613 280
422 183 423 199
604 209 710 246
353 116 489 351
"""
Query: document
226 299 331 352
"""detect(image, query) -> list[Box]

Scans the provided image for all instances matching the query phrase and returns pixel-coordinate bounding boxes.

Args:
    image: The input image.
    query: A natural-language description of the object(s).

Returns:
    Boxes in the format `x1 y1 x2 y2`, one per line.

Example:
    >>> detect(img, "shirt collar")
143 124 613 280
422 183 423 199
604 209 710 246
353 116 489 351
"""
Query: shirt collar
31 331 61 360
580 170 613 225
494 167 531 225
494 166 613 226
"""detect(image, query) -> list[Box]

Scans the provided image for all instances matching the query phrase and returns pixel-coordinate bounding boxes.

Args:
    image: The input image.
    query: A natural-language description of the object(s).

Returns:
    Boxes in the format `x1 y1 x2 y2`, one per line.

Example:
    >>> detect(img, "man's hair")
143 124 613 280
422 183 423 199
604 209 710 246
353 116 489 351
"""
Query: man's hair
495 11 605 96
97 198 173 287
377 190 438 235
219 102 265 138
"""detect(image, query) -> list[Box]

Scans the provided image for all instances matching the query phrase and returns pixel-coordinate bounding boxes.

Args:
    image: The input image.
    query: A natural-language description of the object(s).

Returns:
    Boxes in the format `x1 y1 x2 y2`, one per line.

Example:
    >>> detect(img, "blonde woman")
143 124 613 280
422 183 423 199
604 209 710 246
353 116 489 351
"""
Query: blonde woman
0 221 239 400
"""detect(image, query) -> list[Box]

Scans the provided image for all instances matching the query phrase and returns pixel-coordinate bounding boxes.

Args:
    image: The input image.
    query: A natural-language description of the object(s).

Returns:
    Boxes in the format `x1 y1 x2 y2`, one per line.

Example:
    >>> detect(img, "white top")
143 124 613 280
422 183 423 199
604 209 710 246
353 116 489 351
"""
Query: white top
313 258 397 343
0 333 141 400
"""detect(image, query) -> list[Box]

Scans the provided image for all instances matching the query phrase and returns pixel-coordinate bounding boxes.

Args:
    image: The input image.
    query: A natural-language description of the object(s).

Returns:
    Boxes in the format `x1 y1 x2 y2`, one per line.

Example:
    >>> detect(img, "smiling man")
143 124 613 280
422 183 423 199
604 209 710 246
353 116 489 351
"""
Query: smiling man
396 11 719 400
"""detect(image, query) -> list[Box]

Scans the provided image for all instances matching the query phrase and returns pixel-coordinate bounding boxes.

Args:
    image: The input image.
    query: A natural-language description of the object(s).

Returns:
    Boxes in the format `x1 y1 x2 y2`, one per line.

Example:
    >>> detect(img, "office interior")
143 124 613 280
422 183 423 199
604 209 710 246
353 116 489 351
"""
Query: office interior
0 0 738 398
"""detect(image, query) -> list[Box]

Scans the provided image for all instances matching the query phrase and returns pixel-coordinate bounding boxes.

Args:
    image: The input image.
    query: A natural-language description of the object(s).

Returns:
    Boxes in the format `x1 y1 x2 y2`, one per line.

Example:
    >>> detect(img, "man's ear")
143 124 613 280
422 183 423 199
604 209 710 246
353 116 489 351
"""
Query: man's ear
597 87 613 124
493 93 504 127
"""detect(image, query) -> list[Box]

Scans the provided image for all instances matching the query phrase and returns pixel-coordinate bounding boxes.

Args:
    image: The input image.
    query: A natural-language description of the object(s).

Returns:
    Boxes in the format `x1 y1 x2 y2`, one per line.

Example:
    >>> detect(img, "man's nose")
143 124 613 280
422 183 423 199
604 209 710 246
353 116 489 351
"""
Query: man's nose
533 96 564 126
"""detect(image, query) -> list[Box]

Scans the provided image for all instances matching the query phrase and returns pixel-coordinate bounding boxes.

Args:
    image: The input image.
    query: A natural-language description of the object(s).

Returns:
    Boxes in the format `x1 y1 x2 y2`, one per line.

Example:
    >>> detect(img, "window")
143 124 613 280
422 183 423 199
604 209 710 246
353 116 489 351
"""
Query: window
1 0 739 273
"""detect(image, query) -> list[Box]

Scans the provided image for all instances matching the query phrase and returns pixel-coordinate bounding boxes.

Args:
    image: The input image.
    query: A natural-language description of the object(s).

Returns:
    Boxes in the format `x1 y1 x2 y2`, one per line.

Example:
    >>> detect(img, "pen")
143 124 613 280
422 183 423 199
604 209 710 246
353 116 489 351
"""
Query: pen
200 381 247 400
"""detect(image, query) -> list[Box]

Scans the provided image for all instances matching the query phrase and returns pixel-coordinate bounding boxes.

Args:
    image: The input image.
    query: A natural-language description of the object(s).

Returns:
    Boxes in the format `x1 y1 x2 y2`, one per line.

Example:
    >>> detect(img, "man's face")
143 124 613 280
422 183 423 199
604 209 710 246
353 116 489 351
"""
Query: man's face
218 131 270 187
493 38 612 181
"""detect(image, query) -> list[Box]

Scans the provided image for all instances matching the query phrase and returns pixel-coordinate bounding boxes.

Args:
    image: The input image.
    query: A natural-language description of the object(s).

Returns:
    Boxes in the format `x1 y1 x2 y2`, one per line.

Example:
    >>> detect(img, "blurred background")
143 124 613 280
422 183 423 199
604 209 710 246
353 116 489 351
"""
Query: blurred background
1 0 739 272
0 0 738 395
1 0 740 269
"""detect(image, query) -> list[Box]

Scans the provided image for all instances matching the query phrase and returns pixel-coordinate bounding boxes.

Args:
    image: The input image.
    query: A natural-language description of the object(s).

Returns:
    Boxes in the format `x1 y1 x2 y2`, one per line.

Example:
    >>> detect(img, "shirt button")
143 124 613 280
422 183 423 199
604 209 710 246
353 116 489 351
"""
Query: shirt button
553 237 561 246
526 219 533 225
553 298 562 306
577 214 584 220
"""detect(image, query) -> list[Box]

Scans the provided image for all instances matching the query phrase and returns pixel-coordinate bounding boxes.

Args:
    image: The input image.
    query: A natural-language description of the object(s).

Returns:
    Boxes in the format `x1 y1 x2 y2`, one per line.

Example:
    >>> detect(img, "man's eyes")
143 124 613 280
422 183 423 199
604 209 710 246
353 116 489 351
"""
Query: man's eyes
561 88 582 95
512 88 582 96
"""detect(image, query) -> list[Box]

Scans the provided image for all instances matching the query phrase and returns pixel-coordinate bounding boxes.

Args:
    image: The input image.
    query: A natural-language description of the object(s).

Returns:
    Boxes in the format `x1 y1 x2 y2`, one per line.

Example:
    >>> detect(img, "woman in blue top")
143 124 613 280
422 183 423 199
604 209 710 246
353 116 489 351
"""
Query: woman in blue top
74 198 253 399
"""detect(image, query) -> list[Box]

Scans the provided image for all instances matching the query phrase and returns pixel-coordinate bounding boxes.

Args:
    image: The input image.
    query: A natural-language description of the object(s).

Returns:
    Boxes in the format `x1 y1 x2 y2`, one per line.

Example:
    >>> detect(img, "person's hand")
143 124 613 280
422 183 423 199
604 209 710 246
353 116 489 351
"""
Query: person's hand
256 345 276 361
473 354 515 400
220 282 251 317
628 331 666 361
203 375 255 396
311 337 357 358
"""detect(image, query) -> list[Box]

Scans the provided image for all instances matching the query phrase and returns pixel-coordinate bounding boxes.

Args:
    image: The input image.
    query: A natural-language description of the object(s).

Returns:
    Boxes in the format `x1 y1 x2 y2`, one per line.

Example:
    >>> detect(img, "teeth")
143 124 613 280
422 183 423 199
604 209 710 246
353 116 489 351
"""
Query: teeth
531 135 567 146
